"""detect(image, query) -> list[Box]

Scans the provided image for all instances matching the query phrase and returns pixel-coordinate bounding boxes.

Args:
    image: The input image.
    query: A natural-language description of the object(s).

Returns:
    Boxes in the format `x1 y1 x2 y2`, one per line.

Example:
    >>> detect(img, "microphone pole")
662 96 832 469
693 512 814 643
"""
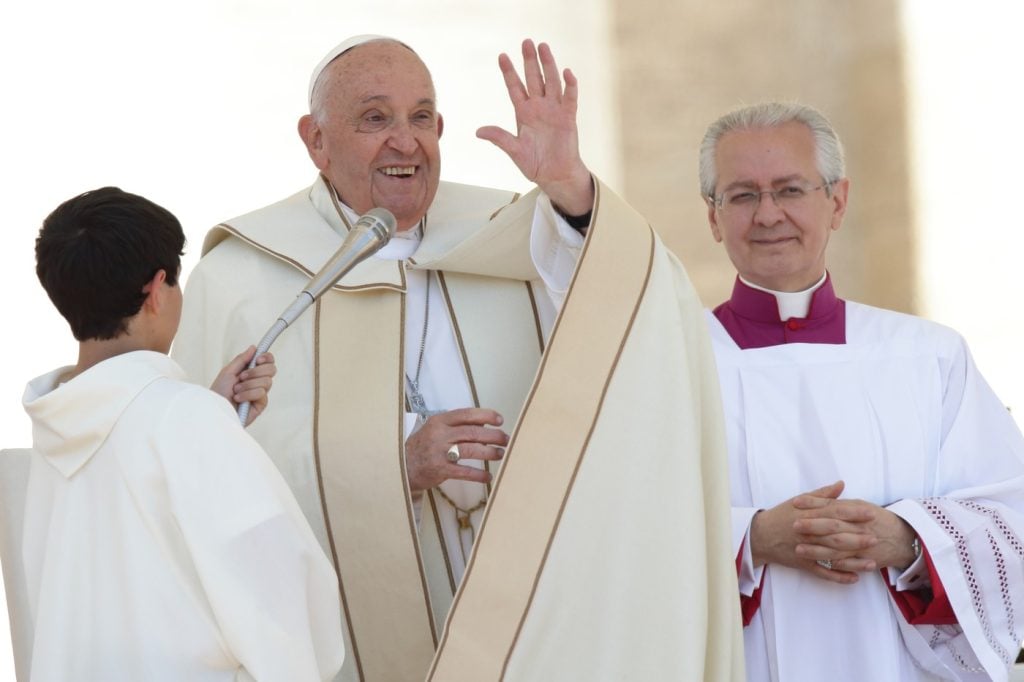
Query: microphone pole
237 207 397 424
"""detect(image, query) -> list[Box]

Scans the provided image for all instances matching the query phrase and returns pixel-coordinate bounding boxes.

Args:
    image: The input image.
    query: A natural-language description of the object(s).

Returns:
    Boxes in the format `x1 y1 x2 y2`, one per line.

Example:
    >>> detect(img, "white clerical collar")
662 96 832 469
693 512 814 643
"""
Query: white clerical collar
740 273 827 321
333 192 422 261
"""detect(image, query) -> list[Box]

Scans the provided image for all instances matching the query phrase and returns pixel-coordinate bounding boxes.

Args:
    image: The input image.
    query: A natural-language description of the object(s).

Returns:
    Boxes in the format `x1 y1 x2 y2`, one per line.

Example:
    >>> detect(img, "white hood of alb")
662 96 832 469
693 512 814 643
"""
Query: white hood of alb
22 351 185 478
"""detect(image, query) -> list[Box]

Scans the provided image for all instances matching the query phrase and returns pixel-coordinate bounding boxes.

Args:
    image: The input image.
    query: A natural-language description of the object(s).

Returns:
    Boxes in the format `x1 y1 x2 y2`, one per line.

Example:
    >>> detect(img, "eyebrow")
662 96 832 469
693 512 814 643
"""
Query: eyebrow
358 95 436 108
720 174 808 192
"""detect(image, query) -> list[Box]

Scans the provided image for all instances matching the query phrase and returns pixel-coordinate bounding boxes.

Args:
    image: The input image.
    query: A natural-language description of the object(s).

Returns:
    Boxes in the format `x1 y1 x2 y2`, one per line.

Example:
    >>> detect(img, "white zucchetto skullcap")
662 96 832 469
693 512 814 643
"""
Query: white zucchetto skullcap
307 34 396 107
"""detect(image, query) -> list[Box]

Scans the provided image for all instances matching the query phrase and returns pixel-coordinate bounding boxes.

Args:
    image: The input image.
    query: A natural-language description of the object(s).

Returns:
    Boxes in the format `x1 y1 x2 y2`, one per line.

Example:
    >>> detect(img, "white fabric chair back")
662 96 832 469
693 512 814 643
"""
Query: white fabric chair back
0 448 33 681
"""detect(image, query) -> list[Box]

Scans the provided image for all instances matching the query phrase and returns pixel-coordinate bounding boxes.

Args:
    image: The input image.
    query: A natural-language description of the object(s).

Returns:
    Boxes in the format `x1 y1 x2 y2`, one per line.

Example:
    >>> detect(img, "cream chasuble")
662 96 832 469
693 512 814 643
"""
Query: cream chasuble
427 183 745 681
175 176 745 680
177 177 548 681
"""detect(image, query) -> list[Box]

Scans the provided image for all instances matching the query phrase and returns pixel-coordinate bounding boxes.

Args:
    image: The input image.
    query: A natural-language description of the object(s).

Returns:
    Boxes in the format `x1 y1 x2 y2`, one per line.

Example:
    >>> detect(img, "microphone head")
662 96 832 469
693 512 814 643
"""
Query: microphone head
355 207 397 244
300 206 399 302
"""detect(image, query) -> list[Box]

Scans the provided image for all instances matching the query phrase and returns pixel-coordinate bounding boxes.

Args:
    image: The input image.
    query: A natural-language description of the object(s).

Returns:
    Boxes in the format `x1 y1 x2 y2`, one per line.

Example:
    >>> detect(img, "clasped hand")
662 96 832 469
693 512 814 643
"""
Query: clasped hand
750 480 918 585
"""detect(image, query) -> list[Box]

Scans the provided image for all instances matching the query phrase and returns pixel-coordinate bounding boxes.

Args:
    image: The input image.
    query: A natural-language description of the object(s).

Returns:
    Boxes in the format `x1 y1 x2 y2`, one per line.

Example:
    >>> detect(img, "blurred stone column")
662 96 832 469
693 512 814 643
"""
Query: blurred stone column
610 0 915 311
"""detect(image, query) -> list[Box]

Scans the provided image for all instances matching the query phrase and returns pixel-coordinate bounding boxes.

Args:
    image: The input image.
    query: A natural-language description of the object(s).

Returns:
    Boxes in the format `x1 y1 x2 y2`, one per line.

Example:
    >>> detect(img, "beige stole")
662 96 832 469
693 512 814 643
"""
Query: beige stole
427 183 746 680
203 180 545 681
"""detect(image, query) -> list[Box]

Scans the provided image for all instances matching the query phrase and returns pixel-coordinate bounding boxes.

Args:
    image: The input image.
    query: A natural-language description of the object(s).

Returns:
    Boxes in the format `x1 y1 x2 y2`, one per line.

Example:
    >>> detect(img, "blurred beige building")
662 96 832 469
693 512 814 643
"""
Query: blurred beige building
610 0 914 312
602 0 1022 420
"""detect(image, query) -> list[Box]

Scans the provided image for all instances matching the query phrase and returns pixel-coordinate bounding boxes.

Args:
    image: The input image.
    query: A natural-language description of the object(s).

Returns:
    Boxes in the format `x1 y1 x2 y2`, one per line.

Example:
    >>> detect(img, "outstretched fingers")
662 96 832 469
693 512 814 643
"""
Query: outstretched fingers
498 41 568 107
475 124 517 158
497 51 527 105
537 42 562 98
562 68 578 107
522 39 545 97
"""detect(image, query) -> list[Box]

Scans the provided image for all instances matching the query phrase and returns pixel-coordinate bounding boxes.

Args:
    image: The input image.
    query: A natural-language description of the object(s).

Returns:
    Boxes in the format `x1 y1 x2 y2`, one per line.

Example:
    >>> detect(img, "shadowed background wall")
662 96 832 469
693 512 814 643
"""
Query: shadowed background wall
612 0 914 312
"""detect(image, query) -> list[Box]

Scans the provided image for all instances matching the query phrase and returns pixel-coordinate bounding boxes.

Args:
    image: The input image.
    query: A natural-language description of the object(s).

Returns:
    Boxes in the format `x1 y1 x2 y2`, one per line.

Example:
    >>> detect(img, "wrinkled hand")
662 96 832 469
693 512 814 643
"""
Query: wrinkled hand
209 346 277 427
477 39 594 216
750 481 877 585
792 486 918 573
406 408 509 492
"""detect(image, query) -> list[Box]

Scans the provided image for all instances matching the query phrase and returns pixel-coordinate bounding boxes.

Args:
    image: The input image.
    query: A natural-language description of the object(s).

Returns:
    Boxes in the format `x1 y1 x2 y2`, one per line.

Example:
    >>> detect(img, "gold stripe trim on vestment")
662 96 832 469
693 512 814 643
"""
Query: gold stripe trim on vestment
311 299 365 681
316 288 437 681
525 281 545 353
434 270 494 491
428 489 458 594
437 272 481 410
426 181 656 681
502 232 655 678
398 285 440 647
488 192 523 221
206 223 407 293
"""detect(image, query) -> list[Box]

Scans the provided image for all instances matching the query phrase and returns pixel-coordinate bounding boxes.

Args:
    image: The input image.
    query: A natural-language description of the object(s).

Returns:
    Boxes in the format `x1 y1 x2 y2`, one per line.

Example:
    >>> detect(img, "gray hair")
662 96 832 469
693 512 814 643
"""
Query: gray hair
698 102 846 199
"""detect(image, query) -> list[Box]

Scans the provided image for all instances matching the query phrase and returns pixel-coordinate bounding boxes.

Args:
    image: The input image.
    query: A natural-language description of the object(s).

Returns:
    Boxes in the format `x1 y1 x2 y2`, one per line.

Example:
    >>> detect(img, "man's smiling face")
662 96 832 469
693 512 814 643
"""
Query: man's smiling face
302 40 443 231
707 120 849 292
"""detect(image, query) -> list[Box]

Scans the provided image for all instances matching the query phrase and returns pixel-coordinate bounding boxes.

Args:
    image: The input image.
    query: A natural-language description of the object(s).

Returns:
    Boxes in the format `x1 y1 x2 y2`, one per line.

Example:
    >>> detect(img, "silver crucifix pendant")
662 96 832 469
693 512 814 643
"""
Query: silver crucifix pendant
406 379 444 421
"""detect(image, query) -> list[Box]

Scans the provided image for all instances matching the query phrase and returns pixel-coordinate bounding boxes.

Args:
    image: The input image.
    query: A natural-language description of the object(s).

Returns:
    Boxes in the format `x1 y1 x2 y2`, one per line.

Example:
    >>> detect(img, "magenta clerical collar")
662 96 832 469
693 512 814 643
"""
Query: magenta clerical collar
713 274 846 349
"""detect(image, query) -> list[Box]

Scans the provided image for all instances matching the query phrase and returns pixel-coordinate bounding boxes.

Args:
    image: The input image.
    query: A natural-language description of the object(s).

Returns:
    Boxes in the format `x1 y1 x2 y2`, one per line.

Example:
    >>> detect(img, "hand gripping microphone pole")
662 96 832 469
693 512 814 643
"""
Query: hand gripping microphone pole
236 207 397 424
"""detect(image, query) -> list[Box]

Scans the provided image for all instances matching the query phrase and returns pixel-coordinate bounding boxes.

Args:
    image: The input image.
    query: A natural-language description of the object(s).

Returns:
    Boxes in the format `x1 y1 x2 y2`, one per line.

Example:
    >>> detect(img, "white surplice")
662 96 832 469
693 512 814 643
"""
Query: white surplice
711 302 1024 681
21 351 343 682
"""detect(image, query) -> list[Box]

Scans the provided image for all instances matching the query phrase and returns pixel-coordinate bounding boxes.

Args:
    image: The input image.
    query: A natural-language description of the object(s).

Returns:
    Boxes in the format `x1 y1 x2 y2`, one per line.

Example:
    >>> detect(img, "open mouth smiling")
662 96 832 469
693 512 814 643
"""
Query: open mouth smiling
378 166 417 178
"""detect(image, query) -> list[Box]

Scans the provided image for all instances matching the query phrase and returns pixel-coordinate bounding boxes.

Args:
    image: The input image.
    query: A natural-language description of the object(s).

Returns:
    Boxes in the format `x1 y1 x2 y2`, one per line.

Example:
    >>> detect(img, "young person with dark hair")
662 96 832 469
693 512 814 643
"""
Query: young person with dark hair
21 187 344 681
35 185 187 341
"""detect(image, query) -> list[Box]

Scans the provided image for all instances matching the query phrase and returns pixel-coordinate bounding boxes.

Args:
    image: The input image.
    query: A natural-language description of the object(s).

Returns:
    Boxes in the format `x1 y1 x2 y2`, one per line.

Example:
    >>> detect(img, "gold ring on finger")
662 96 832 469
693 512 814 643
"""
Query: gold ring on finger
446 444 461 463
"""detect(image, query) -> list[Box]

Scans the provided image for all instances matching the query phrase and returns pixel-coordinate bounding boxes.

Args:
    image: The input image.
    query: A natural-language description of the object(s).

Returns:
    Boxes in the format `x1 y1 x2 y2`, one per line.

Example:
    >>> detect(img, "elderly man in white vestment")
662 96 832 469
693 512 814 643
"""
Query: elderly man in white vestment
701 102 1024 681
175 35 745 682
22 187 343 681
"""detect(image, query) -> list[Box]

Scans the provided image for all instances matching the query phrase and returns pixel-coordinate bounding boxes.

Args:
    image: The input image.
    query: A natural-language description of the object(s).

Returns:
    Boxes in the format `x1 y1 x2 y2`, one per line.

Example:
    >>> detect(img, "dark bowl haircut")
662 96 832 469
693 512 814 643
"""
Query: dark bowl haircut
36 187 186 341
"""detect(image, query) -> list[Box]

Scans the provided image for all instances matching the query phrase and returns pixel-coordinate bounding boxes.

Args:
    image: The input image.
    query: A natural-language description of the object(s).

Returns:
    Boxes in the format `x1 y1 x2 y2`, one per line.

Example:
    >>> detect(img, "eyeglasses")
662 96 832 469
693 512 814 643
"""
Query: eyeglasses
712 181 835 218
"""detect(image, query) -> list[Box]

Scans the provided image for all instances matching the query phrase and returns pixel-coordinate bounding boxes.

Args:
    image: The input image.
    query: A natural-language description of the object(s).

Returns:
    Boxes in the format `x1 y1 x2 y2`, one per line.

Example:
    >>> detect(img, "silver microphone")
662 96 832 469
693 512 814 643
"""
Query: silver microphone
296 207 398 310
237 207 397 423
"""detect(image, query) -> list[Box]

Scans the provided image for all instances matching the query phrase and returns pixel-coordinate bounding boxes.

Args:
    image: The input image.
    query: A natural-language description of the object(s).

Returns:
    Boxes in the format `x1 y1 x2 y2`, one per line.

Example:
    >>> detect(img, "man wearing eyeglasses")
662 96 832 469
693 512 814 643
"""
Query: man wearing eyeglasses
702 102 1024 681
